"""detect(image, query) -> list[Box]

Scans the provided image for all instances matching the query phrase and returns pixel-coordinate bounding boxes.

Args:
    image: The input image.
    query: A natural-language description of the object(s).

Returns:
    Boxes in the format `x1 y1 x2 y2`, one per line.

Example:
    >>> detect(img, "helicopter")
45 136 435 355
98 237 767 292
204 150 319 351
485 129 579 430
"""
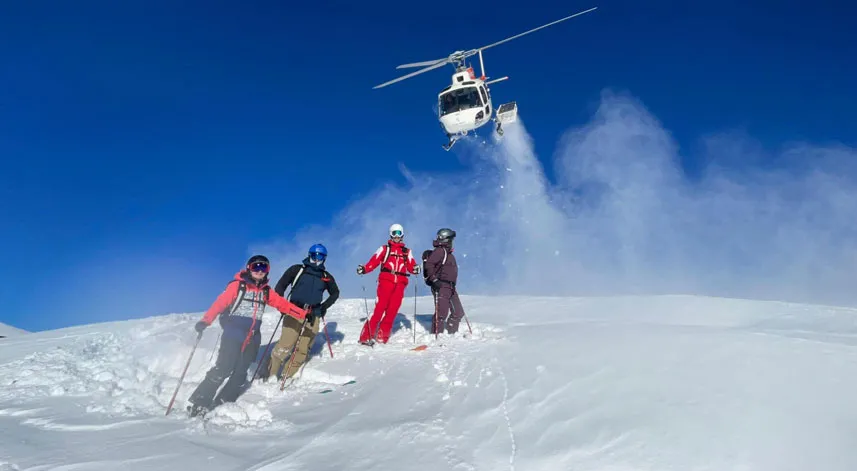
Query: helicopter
373 6 598 151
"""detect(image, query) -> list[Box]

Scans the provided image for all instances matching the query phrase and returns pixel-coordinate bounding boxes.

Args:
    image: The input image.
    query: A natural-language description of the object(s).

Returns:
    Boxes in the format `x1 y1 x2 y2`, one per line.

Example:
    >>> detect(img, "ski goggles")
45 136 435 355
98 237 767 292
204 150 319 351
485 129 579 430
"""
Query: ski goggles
309 252 326 262
249 262 270 273
391 230 403 237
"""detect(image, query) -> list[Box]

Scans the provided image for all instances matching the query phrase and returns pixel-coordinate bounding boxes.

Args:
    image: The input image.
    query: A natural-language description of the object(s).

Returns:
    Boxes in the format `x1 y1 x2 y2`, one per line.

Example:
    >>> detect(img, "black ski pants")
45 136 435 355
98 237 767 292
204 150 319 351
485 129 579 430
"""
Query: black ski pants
432 282 464 334
188 330 260 409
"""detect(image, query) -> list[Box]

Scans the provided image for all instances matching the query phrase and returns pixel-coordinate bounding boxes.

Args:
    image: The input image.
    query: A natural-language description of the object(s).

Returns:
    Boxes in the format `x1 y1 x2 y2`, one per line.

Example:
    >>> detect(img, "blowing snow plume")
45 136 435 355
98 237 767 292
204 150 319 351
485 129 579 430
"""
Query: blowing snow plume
257 91 857 306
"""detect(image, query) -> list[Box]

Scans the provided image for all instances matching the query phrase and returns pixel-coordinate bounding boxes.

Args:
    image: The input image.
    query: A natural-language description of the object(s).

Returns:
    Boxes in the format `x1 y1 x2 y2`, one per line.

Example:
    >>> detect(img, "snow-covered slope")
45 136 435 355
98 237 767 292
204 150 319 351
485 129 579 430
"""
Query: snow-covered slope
0 322 28 338
2 294 857 470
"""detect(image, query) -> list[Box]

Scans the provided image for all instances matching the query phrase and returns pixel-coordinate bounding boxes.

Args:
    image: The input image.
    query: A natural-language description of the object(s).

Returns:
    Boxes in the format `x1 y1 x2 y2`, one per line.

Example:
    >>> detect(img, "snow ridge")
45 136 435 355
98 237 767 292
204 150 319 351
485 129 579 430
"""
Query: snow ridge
2 294 857 470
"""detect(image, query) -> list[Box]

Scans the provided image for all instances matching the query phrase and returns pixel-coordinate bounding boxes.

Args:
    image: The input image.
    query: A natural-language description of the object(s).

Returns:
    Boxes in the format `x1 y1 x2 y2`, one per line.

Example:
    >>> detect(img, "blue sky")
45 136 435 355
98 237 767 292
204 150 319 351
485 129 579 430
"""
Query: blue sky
2 0 856 331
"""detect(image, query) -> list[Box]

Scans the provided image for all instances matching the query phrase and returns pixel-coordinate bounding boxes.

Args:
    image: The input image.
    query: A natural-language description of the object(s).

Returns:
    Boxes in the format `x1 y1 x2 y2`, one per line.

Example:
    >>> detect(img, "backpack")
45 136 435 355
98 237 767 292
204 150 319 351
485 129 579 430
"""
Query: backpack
285 266 305 302
422 247 447 286
382 242 410 264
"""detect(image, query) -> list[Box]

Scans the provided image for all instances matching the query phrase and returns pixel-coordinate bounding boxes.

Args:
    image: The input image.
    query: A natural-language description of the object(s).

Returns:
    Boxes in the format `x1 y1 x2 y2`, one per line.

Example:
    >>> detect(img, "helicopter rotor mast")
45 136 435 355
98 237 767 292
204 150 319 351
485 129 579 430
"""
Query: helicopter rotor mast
372 6 598 89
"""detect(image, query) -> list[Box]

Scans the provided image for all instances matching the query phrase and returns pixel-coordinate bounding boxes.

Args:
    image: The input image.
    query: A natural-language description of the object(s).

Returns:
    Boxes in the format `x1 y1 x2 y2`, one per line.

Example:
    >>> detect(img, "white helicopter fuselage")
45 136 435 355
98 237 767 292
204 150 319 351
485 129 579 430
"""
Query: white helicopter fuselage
437 69 493 136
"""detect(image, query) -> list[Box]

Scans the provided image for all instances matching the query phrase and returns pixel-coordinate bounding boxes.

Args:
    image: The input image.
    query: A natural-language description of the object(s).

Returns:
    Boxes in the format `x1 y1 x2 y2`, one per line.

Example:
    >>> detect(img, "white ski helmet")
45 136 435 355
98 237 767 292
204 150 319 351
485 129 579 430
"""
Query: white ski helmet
389 223 404 238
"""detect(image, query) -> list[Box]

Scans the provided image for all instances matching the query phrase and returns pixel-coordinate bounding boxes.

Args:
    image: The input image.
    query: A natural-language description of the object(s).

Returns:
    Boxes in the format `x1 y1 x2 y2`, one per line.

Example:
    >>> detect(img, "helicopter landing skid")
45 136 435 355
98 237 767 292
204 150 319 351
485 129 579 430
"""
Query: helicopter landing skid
442 132 466 151
442 136 457 151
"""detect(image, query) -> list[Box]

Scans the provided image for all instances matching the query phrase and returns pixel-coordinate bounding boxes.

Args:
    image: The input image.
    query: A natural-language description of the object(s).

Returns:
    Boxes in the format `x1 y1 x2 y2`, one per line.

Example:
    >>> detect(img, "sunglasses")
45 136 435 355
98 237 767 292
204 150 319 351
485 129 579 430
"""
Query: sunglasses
309 252 326 261
249 262 270 273
391 230 403 237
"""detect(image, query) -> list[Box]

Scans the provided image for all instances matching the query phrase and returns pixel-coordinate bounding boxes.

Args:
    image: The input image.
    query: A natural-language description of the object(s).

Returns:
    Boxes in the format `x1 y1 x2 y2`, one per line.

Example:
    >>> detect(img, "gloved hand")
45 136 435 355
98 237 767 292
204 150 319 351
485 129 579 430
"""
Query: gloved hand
356 264 365 275
194 321 207 334
413 265 421 274
281 305 308 320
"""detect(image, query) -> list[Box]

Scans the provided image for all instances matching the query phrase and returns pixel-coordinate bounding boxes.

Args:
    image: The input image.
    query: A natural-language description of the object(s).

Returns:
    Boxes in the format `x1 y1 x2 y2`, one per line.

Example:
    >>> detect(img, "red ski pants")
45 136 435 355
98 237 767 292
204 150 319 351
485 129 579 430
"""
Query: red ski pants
359 279 407 343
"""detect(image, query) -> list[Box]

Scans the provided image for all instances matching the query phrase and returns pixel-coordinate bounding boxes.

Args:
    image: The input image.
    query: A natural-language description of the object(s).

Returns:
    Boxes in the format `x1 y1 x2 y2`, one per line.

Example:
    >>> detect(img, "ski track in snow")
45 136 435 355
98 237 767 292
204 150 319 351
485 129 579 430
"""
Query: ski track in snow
3 294 857 470
493 358 517 471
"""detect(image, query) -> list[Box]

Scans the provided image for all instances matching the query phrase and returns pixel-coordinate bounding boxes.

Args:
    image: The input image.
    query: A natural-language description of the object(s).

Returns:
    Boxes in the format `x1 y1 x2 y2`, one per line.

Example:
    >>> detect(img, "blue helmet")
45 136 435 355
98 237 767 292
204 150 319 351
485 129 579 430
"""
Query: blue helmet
308 244 327 262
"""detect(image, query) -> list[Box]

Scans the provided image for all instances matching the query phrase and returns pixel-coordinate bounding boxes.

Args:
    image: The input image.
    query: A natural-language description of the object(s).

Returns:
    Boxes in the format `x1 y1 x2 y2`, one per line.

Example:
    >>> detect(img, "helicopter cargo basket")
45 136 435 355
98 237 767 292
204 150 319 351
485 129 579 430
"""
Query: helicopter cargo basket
496 101 518 124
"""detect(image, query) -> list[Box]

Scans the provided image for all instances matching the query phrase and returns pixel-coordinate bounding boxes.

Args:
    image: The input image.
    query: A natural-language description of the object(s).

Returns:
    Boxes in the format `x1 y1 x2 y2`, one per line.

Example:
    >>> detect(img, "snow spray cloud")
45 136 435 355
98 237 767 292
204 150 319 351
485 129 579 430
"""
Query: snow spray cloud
255 91 857 306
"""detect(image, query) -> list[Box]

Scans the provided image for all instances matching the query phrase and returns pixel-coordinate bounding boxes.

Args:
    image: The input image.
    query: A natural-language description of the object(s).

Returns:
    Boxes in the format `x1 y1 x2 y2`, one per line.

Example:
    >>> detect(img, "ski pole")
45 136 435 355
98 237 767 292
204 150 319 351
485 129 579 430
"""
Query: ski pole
413 283 417 343
360 285 371 330
433 288 439 340
322 318 334 358
208 331 221 362
452 285 472 335
249 313 284 384
165 330 203 416
360 284 383 344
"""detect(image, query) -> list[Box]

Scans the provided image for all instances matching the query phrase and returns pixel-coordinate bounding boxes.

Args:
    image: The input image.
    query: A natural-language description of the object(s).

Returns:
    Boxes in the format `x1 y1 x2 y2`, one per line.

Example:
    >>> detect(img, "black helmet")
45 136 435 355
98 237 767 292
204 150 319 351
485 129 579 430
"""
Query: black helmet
246 254 270 266
436 228 456 240
245 255 271 270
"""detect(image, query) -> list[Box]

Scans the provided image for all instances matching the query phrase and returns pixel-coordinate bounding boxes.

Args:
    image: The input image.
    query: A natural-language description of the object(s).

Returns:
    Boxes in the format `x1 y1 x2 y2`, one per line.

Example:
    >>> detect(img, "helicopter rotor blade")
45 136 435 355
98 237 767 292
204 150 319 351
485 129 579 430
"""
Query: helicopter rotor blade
396 58 448 69
477 6 597 53
373 60 449 89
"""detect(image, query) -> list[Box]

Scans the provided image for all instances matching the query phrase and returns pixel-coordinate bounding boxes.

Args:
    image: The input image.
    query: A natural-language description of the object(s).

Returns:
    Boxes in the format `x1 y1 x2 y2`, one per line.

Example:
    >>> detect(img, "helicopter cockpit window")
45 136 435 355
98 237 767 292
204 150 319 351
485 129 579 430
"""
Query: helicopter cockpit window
439 87 482 116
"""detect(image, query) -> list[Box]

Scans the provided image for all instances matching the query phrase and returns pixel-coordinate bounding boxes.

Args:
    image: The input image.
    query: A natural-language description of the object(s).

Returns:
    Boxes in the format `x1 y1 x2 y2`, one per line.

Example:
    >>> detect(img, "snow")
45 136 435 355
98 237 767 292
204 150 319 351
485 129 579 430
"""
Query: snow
2 294 857 470
0 322 28 338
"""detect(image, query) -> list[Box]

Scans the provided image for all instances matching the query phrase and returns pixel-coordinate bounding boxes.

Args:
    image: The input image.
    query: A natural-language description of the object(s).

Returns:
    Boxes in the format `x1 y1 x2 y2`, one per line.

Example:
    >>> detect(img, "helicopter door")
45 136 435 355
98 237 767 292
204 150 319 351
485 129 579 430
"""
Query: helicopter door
479 86 490 116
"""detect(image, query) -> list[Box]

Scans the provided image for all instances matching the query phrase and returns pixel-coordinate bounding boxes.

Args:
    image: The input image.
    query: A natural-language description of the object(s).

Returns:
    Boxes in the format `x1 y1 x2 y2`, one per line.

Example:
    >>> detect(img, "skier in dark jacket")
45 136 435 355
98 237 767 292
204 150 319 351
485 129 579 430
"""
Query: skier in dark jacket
423 228 465 334
267 244 340 380
187 255 308 417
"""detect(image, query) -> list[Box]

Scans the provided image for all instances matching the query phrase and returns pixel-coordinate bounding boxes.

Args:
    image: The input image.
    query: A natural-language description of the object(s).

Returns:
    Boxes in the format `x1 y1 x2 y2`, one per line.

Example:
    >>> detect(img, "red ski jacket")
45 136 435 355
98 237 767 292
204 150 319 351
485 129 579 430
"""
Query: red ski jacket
201 271 308 327
363 239 418 285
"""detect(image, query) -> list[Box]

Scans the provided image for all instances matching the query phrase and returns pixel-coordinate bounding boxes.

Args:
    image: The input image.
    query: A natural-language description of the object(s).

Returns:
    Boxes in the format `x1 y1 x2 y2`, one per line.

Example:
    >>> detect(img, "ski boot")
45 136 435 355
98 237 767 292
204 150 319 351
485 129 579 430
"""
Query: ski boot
186 403 209 419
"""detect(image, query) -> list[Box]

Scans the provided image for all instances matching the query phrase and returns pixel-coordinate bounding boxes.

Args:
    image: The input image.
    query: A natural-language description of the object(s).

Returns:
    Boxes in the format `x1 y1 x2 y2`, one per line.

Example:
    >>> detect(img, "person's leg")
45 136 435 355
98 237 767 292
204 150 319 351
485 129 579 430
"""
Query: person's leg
282 316 320 378
359 279 395 343
433 284 453 334
268 315 302 379
214 333 260 405
188 337 241 411
376 282 406 343
446 289 465 333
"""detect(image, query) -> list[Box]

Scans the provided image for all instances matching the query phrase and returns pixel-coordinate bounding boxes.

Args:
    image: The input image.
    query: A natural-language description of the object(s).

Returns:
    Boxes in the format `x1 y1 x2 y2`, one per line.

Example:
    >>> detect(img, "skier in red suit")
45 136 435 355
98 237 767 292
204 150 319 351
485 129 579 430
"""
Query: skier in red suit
357 223 420 344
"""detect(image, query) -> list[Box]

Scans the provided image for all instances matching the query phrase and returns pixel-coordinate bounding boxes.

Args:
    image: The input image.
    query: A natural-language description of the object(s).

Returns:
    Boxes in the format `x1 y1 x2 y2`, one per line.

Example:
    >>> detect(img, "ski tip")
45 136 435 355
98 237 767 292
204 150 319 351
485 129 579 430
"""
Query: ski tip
412 345 428 351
